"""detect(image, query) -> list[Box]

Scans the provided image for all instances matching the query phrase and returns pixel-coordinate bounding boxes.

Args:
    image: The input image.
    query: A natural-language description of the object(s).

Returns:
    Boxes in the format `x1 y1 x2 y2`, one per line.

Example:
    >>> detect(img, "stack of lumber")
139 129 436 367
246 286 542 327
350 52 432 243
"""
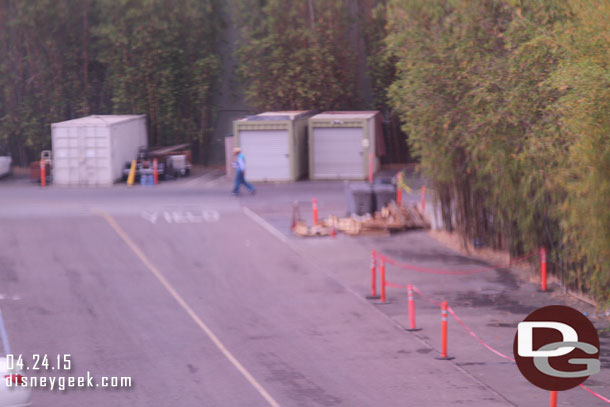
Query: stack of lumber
293 202 429 237
293 221 331 237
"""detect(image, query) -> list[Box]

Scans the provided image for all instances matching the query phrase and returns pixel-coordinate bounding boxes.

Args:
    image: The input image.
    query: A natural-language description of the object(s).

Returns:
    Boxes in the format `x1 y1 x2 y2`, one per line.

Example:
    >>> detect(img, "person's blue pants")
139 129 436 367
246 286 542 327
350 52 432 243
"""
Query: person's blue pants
233 171 255 194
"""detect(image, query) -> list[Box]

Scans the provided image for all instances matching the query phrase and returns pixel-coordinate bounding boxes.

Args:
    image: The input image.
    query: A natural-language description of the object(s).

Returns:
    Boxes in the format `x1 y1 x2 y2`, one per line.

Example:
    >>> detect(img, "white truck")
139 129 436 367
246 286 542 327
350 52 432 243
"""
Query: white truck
0 149 11 178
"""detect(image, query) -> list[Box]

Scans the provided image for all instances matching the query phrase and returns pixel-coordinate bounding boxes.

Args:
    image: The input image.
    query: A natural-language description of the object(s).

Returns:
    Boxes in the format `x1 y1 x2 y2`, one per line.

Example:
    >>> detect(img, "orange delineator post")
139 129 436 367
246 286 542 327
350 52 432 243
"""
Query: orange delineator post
397 173 403 207
421 185 426 212
440 301 449 358
370 250 377 298
550 391 557 407
40 159 46 187
380 258 387 303
312 198 318 226
407 284 420 331
540 247 547 292
153 158 159 185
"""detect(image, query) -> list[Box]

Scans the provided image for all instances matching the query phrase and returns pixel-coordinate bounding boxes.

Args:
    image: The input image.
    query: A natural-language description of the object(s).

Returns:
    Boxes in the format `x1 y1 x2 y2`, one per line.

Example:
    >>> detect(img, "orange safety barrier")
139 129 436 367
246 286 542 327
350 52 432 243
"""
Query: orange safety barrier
441 301 448 357
437 301 454 360
153 158 159 185
312 198 318 226
368 247 610 405
421 185 426 212
40 159 46 188
406 284 420 331
380 258 387 303
540 247 547 292
378 269 610 403
397 173 403 207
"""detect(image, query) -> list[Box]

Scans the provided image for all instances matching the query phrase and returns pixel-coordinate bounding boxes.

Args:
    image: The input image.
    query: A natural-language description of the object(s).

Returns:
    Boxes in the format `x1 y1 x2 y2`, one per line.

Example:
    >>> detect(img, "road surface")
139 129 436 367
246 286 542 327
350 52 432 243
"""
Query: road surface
0 175 607 406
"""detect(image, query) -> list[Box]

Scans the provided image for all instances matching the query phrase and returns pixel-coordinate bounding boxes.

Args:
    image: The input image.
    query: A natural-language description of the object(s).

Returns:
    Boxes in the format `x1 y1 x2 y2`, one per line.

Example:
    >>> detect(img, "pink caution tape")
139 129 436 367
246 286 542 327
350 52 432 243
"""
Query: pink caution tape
411 285 514 361
410 285 610 403
446 306 515 362
379 251 536 275
378 265 610 404
579 384 610 404
385 281 409 289
411 285 442 307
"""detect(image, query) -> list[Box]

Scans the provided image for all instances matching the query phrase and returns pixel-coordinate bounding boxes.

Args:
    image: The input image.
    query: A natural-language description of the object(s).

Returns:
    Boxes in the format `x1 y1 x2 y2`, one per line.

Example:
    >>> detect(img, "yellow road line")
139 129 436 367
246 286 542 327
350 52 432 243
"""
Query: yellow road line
99 211 280 407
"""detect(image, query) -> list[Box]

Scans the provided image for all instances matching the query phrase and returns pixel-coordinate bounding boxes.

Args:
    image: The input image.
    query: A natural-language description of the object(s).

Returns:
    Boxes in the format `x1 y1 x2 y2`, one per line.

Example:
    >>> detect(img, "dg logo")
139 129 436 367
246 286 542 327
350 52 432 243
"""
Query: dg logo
513 305 600 391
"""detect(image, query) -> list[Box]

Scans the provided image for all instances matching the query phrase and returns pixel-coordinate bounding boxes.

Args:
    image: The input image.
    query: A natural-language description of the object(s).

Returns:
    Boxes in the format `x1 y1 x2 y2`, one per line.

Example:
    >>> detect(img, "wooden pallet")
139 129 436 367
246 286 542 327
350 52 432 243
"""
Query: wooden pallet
292 201 429 238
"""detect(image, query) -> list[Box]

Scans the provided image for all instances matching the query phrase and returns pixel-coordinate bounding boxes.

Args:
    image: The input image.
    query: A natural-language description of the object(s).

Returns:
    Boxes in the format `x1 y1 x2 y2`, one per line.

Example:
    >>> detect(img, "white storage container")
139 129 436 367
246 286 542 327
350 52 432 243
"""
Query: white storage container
233 111 313 182
51 115 147 186
309 111 381 180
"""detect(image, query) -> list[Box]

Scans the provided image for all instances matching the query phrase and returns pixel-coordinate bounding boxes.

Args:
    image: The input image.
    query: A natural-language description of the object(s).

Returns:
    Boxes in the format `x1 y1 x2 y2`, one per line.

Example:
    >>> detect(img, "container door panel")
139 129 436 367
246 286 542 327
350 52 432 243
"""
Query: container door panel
239 130 290 181
52 126 79 185
312 127 363 179
0 157 9 176
80 126 110 185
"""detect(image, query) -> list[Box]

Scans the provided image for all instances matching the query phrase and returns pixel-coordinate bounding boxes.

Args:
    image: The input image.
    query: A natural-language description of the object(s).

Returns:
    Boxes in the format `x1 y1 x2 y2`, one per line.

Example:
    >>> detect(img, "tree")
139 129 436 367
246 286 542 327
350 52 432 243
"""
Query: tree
551 0 610 300
384 0 610 303
94 0 222 162
0 0 223 164
234 0 359 111
0 0 99 164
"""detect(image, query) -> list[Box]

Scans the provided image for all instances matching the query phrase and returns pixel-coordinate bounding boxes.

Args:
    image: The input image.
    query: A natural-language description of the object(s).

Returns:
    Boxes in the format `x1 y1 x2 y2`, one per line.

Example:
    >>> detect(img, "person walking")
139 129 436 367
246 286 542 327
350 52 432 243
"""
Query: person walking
232 147 255 196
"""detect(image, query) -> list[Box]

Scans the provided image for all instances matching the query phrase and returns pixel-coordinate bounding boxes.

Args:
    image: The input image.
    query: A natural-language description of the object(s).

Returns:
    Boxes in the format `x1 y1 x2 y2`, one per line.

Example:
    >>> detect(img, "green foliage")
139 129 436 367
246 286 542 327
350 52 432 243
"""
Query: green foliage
385 0 609 303
361 1 395 110
0 0 222 164
550 0 610 300
234 0 360 111
0 0 94 161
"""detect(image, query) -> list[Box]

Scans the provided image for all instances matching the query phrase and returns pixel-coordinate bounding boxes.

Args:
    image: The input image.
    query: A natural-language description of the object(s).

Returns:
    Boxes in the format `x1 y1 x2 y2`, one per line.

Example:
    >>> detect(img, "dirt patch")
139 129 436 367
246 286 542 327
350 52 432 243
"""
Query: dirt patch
428 229 603 309
429 229 557 287
454 291 537 315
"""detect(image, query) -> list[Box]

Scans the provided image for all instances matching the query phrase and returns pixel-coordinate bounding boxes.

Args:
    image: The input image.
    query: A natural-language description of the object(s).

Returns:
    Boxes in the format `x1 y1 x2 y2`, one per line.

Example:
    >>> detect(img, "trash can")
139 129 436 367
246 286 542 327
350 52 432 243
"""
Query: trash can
374 176 394 185
374 183 396 210
346 182 375 215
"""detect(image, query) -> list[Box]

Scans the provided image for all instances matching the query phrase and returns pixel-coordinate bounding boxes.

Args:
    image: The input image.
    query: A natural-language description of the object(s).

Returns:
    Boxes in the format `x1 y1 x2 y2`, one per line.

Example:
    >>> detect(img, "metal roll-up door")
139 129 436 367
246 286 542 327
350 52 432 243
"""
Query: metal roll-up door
239 130 290 181
312 127 363 179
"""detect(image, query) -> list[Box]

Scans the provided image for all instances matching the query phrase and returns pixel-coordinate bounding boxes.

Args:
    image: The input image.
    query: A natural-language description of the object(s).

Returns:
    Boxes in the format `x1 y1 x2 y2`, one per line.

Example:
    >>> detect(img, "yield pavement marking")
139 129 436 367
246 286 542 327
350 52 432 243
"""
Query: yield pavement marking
141 206 220 224
99 211 280 407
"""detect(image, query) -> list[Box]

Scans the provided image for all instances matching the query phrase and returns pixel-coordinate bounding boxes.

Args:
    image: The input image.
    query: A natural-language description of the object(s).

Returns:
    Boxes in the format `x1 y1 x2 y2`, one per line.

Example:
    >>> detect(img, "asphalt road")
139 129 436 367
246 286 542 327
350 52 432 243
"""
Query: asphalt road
0 174 608 406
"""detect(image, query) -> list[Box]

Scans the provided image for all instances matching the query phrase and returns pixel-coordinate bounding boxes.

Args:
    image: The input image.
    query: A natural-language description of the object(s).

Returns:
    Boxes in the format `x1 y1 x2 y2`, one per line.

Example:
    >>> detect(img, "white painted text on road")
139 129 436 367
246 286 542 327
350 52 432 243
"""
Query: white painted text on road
142 206 220 224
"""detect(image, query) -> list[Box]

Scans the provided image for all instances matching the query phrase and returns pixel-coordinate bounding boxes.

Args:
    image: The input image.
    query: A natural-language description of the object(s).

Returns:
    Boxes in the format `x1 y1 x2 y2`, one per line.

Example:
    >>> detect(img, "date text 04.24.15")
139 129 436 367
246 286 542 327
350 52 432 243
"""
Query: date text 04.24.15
6 354 72 371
